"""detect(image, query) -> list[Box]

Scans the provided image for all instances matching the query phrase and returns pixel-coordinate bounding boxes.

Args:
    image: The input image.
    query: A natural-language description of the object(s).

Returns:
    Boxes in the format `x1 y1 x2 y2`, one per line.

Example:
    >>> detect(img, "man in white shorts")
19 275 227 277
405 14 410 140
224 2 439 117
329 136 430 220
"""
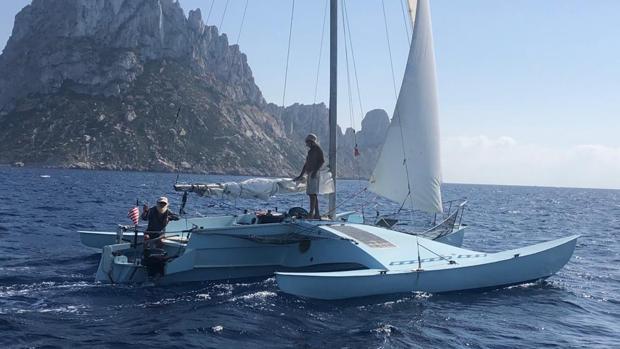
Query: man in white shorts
293 134 325 219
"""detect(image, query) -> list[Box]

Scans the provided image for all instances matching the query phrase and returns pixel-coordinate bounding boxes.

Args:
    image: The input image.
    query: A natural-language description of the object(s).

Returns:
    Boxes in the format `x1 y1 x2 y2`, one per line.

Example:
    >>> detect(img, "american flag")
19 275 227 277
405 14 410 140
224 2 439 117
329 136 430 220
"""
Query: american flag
127 207 140 225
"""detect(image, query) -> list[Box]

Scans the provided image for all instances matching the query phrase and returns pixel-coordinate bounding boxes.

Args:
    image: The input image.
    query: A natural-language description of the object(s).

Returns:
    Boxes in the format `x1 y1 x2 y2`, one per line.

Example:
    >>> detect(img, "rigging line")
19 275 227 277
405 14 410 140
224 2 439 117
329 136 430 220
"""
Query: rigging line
381 0 399 99
236 0 249 45
205 0 215 24
218 0 230 32
207 198 242 212
342 1 364 189
417 242 458 265
416 237 422 270
381 0 415 220
356 192 387 222
327 186 369 217
342 0 364 120
173 107 183 184
311 0 329 134
399 0 412 45
341 0 362 185
341 0 362 188
313 0 329 105
396 191 411 214
281 0 296 107
341 0 355 137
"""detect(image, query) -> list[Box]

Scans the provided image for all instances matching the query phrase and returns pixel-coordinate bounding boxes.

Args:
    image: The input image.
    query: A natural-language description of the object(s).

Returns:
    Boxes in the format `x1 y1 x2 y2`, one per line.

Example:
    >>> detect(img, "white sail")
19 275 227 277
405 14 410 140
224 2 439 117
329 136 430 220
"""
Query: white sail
175 169 334 201
407 0 418 28
368 0 442 214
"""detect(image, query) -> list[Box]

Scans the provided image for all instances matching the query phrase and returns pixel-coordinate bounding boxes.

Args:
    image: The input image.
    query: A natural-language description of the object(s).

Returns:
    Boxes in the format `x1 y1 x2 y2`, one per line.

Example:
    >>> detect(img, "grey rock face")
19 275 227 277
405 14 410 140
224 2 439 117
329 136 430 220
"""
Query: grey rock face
0 0 262 112
276 104 389 178
358 109 390 148
0 0 389 178
340 109 389 178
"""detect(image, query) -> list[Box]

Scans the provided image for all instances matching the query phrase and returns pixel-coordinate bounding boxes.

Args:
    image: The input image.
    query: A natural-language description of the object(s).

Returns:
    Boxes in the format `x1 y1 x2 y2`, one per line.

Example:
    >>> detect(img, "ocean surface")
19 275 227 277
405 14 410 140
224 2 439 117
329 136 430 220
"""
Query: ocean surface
0 167 618 348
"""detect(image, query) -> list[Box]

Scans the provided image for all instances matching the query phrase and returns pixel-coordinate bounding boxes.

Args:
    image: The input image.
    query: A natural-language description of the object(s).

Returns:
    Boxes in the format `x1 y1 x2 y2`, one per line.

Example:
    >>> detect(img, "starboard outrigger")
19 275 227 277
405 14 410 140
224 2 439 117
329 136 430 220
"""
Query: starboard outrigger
276 225 578 300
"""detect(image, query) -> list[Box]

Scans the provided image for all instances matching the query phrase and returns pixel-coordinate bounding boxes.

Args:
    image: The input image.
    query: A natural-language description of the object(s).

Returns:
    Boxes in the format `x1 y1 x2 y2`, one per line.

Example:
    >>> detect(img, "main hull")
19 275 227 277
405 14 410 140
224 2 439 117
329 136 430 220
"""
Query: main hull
95 220 375 284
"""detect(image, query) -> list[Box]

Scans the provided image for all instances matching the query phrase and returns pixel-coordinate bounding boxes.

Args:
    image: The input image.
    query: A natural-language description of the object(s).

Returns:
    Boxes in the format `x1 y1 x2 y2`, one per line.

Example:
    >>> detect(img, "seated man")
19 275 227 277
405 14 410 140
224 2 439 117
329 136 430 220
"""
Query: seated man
141 196 179 239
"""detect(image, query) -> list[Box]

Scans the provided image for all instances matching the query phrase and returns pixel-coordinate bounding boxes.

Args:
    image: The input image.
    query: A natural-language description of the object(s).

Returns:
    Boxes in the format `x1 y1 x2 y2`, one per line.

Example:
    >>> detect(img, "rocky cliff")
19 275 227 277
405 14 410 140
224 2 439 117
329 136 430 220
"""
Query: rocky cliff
276 104 389 178
0 0 261 109
0 0 388 177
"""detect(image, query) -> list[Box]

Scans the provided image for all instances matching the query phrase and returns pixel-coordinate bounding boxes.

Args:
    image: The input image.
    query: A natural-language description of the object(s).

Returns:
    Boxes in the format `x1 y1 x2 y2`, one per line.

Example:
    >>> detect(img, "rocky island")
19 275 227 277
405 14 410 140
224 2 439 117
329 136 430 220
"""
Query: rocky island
0 0 388 178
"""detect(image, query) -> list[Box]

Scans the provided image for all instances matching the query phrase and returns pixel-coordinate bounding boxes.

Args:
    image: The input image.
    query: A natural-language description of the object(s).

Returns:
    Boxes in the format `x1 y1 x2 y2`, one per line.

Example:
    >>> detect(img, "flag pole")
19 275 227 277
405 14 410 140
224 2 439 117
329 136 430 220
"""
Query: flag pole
133 198 139 248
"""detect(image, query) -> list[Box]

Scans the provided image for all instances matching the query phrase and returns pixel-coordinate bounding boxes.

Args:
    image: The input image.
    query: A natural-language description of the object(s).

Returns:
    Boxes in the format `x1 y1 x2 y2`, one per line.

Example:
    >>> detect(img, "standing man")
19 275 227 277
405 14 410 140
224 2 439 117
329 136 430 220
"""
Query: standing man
141 196 179 239
293 134 325 219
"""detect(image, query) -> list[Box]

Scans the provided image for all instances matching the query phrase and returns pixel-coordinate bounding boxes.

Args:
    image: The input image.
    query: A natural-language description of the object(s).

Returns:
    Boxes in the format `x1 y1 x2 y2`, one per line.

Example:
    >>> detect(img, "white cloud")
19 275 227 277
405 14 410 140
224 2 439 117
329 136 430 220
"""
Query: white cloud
441 135 620 189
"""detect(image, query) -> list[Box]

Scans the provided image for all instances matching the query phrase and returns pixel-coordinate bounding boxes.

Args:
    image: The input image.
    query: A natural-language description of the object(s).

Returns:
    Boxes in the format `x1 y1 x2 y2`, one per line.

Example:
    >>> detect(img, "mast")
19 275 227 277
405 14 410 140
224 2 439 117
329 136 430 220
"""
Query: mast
328 0 337 218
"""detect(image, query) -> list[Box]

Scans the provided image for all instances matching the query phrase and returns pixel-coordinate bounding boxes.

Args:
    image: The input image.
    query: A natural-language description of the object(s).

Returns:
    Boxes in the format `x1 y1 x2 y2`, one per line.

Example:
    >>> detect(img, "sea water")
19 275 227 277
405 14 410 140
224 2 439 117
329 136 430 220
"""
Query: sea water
0 167 618 348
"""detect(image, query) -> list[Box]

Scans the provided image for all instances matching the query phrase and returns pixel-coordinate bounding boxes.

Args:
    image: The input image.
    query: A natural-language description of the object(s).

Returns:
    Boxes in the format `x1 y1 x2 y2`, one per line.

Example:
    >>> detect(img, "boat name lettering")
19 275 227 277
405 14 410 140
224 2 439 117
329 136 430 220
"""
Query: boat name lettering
389 253 488 266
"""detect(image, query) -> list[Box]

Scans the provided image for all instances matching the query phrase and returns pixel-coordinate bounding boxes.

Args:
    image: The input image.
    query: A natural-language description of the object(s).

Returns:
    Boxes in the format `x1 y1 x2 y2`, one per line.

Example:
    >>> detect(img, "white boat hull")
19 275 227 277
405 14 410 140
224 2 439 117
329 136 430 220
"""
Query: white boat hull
94 220 371 284
276 234 578 300
96 243 147 284
432 226 465 247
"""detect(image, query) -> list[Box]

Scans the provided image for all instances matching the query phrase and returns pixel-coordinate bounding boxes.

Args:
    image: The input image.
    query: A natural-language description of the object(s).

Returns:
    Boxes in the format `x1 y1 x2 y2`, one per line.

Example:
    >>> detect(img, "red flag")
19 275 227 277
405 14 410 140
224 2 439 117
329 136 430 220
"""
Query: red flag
127 207 140 225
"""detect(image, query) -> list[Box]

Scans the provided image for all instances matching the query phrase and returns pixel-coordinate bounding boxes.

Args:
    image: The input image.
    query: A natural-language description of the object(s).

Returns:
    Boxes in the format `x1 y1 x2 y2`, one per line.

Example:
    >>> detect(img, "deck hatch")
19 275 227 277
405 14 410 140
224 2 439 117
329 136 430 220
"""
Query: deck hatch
330 225 395 248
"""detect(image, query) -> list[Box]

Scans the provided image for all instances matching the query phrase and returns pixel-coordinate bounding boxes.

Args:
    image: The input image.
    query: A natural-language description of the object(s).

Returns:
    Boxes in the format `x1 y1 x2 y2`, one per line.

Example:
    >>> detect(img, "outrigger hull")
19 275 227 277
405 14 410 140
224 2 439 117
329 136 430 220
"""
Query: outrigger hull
276 235 578 300
81 216 238 250
80 231 144 250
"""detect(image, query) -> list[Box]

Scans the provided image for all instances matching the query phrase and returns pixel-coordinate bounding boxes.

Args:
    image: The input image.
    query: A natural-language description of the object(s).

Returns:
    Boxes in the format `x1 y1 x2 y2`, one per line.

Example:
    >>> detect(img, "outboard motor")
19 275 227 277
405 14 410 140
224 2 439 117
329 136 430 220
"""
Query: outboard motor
143 247 167 277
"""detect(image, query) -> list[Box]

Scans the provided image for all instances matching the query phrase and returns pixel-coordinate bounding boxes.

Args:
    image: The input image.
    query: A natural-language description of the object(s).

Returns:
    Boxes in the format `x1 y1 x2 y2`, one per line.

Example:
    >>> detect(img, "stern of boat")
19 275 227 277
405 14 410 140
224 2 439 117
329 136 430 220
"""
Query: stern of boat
95 243 147 284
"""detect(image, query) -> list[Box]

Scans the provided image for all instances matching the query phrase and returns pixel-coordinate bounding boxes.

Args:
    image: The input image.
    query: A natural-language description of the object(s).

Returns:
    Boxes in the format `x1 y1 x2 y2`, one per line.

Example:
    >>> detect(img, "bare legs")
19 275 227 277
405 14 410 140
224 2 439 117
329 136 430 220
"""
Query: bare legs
308 194 320 219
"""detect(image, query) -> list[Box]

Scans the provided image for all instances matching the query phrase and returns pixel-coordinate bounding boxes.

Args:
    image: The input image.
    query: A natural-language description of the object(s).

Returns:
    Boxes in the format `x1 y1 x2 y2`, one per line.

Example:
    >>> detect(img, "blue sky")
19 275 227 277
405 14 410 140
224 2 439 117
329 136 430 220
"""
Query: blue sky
2 1 620 188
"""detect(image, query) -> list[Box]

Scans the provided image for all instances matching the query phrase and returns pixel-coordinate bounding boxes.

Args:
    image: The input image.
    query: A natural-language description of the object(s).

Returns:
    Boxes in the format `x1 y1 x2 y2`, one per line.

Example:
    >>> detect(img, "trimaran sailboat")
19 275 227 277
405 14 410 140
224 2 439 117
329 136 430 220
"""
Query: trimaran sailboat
83 0 577 299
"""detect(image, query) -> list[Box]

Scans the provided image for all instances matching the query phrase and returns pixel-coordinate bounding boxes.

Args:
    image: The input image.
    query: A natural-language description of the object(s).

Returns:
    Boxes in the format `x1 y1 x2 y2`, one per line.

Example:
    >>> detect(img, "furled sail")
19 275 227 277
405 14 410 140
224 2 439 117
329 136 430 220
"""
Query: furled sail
175 169 334 200
368 0 443 214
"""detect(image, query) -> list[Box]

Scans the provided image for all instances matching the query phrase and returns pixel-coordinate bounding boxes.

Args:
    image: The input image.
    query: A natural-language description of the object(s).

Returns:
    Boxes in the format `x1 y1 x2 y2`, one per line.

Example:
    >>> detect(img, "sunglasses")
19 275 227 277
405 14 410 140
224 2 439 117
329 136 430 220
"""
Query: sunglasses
158 202 168 206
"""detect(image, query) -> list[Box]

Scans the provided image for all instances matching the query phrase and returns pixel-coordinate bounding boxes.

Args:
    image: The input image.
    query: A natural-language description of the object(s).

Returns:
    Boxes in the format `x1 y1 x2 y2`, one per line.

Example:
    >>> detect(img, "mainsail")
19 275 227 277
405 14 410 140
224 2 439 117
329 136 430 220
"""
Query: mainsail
368 0 443 214
175 169 334 201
